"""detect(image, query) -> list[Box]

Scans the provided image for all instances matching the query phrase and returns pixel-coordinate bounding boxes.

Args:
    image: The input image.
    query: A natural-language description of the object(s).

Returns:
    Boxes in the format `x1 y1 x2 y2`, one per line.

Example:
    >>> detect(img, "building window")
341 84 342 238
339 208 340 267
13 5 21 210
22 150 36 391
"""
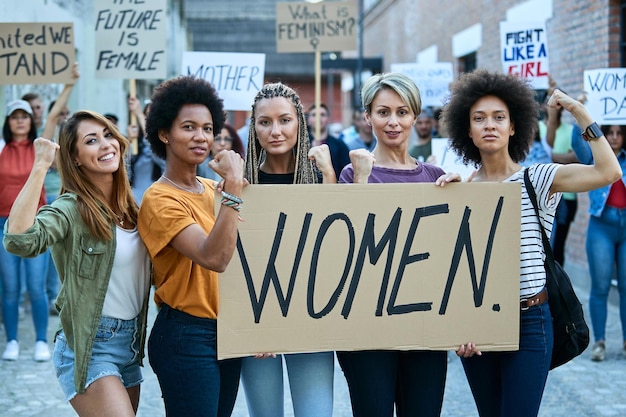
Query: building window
458 52 477 75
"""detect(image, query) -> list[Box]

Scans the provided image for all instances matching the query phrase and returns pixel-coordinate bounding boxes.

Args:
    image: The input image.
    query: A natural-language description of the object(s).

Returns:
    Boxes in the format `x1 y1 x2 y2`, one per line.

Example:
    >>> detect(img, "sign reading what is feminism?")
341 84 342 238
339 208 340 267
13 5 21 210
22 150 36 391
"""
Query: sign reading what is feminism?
218 183 522 359
94 0 167 79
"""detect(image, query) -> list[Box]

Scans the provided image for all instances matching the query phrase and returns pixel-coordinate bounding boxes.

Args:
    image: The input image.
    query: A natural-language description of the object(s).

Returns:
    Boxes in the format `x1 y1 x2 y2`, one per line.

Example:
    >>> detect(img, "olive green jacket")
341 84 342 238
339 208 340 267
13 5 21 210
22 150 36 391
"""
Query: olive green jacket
3 193 149 394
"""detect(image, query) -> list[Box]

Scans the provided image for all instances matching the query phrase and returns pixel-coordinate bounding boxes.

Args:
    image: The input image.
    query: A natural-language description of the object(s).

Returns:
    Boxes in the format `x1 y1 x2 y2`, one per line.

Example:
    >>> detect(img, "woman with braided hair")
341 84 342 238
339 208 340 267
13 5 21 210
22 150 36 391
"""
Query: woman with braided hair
240 82 336 417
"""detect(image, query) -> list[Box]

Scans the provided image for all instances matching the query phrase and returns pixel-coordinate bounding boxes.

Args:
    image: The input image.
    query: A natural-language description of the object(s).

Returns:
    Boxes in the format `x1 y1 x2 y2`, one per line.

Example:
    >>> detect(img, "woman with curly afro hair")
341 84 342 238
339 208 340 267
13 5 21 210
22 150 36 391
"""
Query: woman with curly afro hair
138 75 247 417
444 69 622 417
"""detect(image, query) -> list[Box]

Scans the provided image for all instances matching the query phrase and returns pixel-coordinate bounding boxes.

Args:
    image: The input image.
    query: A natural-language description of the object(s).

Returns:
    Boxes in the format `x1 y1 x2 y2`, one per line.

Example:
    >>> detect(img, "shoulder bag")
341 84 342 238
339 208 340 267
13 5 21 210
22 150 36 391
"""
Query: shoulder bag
523 168 590 369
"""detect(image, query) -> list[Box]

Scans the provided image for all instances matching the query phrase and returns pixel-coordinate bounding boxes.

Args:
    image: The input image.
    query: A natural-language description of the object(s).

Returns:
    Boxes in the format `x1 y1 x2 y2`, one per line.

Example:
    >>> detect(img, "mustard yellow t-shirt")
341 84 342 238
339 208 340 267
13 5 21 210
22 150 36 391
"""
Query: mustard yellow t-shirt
138 177 220 318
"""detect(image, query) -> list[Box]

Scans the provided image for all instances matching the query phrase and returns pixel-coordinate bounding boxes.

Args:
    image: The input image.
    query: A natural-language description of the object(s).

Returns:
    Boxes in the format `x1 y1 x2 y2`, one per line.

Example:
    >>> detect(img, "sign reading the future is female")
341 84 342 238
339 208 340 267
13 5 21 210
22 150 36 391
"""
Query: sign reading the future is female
94 0 167 79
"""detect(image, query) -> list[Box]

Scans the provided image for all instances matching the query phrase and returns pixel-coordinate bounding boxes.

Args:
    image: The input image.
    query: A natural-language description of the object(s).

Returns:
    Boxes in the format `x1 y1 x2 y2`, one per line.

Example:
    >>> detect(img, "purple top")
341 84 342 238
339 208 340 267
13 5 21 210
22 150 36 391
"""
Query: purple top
339 161 445 184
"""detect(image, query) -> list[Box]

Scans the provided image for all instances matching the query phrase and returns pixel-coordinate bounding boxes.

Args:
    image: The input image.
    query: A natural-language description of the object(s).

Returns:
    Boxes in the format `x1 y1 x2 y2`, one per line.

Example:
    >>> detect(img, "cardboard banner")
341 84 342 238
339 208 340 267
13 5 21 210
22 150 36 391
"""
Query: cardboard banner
182 52 266 111
0 22 74 85
276 1 357 53
500 20 549 89
390 62 454 107
94 0 167 79
584 68 626 125
218 183 522 359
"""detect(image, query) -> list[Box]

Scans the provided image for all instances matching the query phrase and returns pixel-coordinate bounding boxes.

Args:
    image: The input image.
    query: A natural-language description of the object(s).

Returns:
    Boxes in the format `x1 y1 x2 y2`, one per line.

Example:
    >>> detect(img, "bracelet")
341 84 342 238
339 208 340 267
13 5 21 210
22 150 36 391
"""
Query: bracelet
220 197 244 222
221 190 243 204
220 197 241 212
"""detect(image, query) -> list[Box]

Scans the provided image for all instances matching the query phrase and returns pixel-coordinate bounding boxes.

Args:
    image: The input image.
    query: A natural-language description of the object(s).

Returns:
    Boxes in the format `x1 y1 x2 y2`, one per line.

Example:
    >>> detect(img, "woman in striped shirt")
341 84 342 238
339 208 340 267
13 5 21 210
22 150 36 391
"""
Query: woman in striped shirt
443 69 621 417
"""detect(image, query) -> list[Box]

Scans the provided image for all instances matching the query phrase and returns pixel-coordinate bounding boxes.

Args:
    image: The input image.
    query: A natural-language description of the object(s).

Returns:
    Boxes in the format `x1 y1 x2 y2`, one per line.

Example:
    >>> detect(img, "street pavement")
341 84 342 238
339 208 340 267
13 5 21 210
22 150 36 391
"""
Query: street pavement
1 262 625 417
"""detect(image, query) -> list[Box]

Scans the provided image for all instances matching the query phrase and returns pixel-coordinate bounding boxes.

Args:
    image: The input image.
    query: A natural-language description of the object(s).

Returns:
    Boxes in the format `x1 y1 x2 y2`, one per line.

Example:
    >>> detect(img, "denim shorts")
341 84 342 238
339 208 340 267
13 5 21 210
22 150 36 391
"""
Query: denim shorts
53 316 143 401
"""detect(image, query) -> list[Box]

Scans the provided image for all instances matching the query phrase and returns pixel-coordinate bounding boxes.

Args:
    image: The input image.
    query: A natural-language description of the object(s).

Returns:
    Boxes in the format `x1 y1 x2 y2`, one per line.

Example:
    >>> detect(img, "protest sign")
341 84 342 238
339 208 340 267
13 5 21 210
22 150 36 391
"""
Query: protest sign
182 51 265 111
0 22 74 85
276 1 357 53
500 21 549 89
218 183 521 359
584 68 626 125
430 138 476 181
94 0 167 79
390 62 454 107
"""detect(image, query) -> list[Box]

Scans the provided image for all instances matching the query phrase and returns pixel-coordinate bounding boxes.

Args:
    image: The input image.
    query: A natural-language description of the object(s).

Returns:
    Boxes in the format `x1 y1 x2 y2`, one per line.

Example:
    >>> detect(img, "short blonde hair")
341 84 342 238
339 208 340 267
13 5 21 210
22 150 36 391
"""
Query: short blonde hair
361 73 422 118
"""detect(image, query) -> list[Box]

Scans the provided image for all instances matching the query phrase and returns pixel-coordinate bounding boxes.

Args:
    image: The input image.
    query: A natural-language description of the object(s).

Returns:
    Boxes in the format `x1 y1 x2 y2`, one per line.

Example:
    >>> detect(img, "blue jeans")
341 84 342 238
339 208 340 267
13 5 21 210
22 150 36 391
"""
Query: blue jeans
148 304 241 417
336 350 447 417
54 316 142 401
550 197 577 265
461 302 553 417
0 217 48 342
240 351 334 417
587 206 626 342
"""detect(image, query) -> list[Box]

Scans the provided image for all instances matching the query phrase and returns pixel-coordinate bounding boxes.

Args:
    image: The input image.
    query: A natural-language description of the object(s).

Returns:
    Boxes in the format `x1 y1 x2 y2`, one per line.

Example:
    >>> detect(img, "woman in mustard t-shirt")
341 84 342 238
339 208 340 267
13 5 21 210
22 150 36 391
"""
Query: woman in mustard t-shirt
137 76 246 417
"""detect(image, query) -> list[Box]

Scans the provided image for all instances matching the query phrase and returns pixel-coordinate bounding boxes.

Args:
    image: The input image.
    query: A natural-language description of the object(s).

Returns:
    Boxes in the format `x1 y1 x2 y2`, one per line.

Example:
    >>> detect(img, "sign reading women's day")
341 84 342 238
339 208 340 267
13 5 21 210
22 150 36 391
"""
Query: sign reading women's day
583 68 626 125
390 62 454 107
217 183 522 359
276 1 357 53
499 21 549 89
182 52 266 111
0 22 74 85
94 0 167 79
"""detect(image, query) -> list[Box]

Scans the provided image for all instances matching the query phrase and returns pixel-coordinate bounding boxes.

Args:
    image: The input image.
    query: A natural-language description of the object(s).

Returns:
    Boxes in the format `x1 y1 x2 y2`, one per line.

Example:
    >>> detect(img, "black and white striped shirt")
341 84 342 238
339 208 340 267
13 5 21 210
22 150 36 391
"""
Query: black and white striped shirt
505 163 561 299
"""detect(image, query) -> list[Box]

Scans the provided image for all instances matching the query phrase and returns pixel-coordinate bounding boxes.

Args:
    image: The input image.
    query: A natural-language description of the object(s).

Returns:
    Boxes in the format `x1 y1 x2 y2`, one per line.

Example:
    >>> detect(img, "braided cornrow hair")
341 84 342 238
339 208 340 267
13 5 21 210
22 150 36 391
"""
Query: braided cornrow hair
245 82 318 185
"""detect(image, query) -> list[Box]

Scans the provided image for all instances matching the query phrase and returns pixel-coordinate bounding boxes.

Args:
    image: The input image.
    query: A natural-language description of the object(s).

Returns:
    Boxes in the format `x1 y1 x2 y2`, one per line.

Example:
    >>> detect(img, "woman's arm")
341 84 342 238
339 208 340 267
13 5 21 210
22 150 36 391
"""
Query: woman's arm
168 150 246 272
7 138 59 233
548 89 621 193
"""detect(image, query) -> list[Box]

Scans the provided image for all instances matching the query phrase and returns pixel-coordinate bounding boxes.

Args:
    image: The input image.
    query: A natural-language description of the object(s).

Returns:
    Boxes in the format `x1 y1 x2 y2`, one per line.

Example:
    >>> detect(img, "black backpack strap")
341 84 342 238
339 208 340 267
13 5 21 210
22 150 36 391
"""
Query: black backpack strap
523 167 559 281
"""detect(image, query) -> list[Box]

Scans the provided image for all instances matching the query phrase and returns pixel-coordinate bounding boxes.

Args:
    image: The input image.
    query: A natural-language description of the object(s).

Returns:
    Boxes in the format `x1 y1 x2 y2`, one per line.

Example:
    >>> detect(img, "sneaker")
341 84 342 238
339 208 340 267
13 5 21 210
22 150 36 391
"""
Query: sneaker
591 341 605 362
34 341 50 362
2 340 19 361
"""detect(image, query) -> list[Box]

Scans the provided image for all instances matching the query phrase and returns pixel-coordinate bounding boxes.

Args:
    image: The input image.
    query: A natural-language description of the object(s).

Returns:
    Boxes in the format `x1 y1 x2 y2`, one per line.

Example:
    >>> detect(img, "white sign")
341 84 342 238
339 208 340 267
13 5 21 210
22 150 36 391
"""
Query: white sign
94 0 167 79
431 138 476 181
182 52 266 111
499 21 549 89
584 68 626 125
390 62 454 107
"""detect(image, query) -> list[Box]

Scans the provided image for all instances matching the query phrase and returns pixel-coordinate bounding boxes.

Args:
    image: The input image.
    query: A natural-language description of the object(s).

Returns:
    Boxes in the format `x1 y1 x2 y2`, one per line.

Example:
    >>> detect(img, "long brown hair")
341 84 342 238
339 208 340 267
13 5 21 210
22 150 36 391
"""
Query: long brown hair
245 82 317 184
58 110 138 240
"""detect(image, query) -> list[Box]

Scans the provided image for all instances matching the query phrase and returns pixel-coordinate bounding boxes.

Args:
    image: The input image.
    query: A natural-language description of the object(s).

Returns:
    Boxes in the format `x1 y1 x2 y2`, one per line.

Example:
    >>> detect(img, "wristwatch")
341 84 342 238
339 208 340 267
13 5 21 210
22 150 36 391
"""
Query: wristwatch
581 122 603 141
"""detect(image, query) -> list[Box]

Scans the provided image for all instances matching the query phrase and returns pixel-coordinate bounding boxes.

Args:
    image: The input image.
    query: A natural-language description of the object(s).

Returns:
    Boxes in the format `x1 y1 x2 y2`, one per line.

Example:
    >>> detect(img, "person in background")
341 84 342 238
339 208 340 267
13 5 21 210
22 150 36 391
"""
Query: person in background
541 80 578 265
344 108 376 152
307 103 351 179
572 123 626 362
127 96 162 204
104 113 119 127
337 73 460 417
408 107 438 164
241 82 336 417
138 75 246 417
20 93 45 135
40 63 81 315
0 99 50 362
445 69 621 417
197 123 245 181
4 110 150 416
